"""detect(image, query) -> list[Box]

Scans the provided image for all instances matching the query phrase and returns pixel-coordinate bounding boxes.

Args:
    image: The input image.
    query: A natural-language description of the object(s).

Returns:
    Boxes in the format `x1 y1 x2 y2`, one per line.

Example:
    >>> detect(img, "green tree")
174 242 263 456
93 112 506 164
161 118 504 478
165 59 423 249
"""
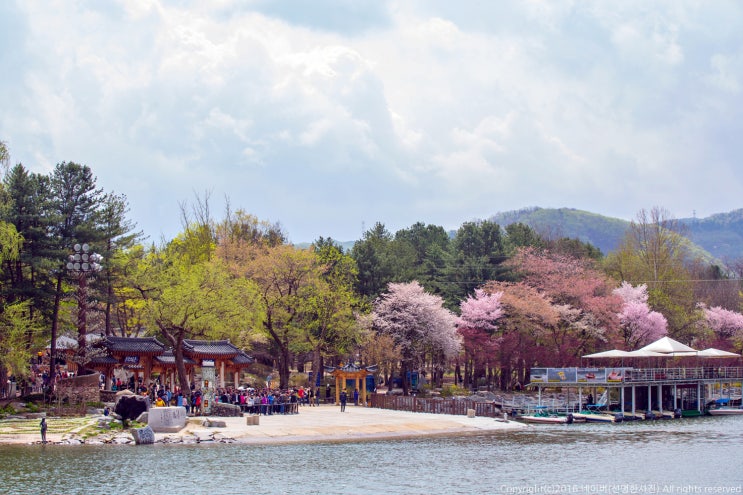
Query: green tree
604 207 698 342
443 220 512 307
48 162 105 369
351 222 395 301
0 301 40 391
129 245 258 394
97 192 143 335
301 237 360 385
243 245 325 389
392 222 451 296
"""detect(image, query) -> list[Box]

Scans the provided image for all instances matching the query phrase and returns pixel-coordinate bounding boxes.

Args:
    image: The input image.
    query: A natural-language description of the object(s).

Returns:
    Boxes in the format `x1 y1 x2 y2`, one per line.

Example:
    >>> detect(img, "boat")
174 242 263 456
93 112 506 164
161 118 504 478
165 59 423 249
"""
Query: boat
519 410 574 424
706 397 743 416
708 406 743 416
573 411 619 423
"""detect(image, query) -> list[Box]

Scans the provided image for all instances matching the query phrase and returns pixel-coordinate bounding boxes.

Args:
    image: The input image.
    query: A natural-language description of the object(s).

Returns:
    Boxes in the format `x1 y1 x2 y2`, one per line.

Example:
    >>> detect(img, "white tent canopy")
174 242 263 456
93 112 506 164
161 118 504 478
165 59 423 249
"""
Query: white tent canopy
582 349 632 359
582 337 741 360
625 349 668 357
582 348 669 359
638 336 697 355
696 348 741 358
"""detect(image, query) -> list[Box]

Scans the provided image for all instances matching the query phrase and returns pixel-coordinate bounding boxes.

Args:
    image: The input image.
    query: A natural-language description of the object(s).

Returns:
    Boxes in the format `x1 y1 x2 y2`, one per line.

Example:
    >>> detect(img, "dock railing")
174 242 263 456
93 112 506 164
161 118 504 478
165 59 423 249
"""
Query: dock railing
624 366 743 383
369 394 502 418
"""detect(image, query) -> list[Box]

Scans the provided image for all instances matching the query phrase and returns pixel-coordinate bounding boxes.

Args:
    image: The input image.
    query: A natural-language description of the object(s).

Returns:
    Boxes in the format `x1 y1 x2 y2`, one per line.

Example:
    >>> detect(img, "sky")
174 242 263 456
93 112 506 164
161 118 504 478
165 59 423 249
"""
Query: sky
1 1 742 244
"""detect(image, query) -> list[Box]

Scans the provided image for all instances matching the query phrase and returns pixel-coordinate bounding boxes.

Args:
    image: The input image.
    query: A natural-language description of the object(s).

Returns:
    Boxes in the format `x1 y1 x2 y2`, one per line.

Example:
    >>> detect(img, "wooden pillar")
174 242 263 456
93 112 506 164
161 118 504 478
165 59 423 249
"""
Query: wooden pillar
335 374 341 405
361 373 367 406
144 357 152 386
220 360 226 388
234 370 239 388
697 382 701 412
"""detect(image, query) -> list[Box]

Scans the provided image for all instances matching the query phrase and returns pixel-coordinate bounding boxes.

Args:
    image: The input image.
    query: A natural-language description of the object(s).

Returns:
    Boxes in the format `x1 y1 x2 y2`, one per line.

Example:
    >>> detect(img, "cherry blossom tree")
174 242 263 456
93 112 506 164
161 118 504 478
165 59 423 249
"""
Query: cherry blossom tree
700 305 743 349
508 248 622 356
613 282 668 348
457 289 504 389
372 281 460 394
484 281 560 389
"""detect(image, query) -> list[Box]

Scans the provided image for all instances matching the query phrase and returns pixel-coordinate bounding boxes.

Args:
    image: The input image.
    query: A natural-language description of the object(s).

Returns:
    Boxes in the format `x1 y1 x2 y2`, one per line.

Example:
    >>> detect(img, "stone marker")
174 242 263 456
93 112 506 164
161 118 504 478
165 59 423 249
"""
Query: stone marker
246 415 260 426
132 425 155 445
148 406 187 433
467 409 476 418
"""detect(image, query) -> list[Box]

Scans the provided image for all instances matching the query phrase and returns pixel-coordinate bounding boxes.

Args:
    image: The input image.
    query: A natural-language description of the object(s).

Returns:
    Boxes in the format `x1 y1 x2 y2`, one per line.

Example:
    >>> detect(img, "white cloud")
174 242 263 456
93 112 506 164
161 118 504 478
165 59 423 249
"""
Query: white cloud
1 0 742 242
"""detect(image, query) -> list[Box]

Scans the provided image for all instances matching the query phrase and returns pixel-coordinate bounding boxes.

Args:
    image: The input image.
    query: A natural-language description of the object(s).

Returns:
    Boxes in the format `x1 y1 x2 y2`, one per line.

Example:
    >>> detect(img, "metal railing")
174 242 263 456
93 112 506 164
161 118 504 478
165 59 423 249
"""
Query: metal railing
624 367 743 383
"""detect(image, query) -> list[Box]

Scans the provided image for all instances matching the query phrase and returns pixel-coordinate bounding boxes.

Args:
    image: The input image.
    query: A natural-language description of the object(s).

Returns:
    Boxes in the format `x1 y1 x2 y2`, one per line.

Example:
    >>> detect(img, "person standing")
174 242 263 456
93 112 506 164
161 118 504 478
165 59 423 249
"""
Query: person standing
340 389 347 412
353 388 359 406
40 417 47 444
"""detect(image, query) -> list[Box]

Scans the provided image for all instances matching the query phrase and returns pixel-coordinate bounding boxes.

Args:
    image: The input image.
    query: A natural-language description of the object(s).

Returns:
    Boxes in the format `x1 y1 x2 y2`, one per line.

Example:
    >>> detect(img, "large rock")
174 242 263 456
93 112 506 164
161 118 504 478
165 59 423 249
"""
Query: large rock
132 425 155 445
212 402 242 417
148 406 187 433
114 393 150 422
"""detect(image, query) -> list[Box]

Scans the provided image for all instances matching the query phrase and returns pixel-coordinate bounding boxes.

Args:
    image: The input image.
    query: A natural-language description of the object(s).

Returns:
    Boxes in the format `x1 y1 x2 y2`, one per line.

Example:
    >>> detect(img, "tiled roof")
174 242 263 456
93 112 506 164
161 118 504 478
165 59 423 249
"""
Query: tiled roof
183 339 240 357
231 351 254 365
325 363 378 373
155 349 197 366
88 355 119 365
102 336 166 355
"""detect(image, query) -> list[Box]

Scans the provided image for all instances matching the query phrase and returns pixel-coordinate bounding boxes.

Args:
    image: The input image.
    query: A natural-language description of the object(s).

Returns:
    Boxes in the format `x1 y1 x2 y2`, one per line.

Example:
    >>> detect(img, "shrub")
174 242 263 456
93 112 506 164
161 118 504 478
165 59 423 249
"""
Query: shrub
439 384 469 398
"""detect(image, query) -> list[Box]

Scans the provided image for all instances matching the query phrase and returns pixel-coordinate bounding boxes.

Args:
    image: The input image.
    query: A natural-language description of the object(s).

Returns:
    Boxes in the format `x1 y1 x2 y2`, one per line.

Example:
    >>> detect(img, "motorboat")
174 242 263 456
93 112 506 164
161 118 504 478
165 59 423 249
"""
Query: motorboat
708 406 743 416
573 411 619 423
519 410 574 424
706 397 743 416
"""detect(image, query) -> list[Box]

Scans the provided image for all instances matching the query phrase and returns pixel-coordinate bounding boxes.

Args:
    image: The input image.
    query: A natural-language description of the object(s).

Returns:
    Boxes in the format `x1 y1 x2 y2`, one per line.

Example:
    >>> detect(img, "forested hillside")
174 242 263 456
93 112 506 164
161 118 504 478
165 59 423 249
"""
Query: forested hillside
679 209 743 261
490 207 743 261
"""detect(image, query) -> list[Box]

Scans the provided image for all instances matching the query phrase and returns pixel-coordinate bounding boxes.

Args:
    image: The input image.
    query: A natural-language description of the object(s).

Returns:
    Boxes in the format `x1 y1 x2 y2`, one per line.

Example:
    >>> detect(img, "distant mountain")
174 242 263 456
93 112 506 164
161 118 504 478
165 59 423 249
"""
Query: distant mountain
490 207 743 262
300 207 743 262
490 207 630 256
679 209 743 262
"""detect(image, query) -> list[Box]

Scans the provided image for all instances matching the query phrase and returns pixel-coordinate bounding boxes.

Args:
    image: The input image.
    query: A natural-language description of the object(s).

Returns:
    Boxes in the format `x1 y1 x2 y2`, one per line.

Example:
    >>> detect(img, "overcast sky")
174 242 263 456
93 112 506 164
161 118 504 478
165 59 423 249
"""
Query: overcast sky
2 1 742 244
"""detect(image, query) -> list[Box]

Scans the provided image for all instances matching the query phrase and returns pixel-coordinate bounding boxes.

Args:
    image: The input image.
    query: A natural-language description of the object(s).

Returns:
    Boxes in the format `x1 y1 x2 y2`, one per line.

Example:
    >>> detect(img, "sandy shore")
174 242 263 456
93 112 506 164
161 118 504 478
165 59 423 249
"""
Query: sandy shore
0 404 527 445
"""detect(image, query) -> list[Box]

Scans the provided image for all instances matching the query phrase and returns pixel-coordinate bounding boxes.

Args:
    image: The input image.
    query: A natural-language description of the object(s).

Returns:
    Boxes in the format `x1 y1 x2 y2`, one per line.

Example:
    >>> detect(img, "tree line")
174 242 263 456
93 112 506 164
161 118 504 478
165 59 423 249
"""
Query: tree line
1 144 741 394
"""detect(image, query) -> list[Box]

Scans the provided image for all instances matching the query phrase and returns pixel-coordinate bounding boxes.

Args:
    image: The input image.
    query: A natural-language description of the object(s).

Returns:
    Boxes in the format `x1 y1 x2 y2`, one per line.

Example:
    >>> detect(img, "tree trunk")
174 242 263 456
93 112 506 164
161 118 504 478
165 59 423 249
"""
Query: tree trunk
278 344 291 390
400 360 409 396
48 272 64 393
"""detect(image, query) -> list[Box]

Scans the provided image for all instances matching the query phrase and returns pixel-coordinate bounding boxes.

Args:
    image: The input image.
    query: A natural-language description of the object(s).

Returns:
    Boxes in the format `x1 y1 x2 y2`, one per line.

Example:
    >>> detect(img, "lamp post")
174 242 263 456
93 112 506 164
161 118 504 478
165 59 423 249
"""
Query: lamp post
66 243 103 365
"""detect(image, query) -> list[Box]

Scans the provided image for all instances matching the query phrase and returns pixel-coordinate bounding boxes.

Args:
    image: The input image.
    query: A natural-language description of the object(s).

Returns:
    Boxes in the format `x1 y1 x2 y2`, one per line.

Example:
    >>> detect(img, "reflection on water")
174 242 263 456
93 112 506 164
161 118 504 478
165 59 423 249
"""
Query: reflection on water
1 416 742 495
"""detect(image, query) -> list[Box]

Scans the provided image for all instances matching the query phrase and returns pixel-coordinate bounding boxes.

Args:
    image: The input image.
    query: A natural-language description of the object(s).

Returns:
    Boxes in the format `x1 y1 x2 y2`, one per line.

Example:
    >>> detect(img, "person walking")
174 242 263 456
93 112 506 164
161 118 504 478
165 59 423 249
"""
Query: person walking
40 417 47 444
340 389 347 412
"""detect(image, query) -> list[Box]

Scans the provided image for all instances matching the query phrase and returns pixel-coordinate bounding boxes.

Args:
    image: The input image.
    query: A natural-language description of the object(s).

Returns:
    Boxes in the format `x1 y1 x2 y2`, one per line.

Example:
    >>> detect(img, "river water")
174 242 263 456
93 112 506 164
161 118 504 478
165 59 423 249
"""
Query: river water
1 415 741 495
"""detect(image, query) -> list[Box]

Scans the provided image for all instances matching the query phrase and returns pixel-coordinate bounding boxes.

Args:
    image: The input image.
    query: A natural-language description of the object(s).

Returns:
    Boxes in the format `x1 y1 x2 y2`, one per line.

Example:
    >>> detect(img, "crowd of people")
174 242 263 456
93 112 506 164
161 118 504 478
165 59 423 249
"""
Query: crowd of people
126 377 331 416
212 386 323 415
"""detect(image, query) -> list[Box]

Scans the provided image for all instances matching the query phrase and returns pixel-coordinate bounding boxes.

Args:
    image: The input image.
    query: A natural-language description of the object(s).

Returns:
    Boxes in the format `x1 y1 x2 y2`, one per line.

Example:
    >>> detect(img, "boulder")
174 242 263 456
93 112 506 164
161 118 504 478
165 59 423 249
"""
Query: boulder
148 406 187 433
132 425 155 445
202 418 226 428
212 402 242 417
114 394 150 422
